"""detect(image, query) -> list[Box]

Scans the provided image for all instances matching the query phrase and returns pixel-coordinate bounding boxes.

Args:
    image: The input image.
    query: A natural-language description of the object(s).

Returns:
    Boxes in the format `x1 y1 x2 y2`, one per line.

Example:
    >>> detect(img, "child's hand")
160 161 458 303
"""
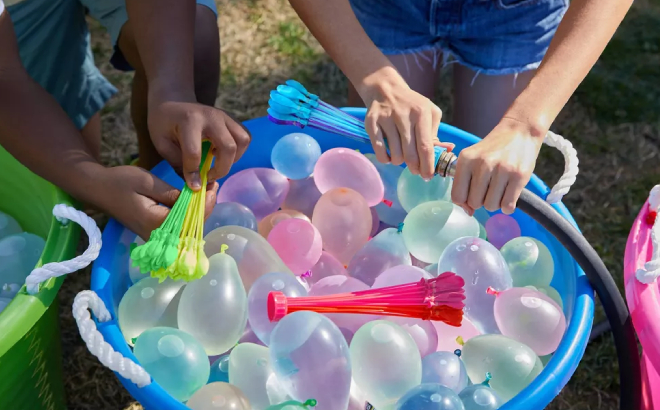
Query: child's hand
360 76 449 180
147 100 251 190
451 118 545 216
95 166 218 240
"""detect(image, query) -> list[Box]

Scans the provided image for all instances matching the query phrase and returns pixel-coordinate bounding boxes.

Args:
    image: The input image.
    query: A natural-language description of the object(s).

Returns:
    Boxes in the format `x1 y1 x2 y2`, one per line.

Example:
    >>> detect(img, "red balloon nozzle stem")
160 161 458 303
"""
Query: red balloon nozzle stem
268 291 289 322
486 287 500 296
383 199 393 208
646 210 657 226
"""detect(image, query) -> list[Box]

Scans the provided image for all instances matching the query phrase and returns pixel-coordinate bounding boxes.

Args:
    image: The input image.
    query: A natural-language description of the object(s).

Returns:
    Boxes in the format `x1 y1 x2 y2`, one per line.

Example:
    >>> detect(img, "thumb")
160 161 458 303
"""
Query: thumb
432 138 456 152
178 121 204 191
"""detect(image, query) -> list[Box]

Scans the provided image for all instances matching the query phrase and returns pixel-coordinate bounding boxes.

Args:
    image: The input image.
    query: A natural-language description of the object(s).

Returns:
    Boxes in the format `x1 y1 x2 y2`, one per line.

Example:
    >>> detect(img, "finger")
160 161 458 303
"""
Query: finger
451 154 473 208
177 120 204 190
501 173 526 215
207 124 238 181
415 109 435 179
433 140 456 152
139 172 181 208
394 114 420 175
380 118 404 166
466 162 492 211
224 114 252 162
483 167 509 212
204 181 219 220
154 139 184 171
365 111 390 163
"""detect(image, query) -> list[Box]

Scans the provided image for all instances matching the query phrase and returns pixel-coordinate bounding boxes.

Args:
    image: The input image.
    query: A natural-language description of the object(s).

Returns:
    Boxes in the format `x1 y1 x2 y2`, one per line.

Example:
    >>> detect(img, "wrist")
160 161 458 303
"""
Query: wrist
63 161 109 206
147 77 196 106
354 66 409 104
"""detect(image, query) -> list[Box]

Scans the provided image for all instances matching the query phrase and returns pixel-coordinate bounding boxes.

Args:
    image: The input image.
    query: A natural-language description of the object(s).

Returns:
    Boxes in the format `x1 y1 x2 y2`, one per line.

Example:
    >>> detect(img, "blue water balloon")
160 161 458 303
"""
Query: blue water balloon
422 351 469 393
204 202 258 235
271 133 322 180
208 354 230 383
396 384 465 410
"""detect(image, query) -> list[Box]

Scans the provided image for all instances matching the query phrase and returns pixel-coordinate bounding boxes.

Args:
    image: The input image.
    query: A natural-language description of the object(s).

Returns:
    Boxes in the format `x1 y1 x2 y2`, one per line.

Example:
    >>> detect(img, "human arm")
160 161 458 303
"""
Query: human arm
288 0 451 179
0 11 216 240
124 0 250 188
452 0 633 215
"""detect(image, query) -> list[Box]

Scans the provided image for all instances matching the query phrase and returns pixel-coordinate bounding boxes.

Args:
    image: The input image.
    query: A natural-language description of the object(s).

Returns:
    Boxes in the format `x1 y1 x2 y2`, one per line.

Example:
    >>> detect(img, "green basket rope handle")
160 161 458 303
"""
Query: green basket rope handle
24 204 102 294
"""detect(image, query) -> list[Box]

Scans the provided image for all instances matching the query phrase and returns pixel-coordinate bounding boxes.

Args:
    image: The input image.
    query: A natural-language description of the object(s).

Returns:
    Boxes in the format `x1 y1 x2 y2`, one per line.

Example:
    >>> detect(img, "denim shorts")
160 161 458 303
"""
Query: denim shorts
6 0 218 129
348 0 569 75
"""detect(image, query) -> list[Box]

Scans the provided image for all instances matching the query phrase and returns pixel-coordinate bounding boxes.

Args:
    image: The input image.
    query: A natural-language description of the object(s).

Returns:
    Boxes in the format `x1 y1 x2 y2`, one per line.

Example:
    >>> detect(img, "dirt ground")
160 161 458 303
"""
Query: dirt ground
58 1 660 409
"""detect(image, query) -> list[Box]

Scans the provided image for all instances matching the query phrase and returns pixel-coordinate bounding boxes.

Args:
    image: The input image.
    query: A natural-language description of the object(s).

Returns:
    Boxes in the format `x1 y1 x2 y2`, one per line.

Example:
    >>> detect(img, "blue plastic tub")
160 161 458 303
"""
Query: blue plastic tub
91 109 595 410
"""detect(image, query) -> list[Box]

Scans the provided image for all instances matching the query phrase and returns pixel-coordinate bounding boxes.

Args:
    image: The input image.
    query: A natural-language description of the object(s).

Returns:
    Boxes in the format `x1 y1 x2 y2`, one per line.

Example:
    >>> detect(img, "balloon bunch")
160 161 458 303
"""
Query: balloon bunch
130 141 214 282
268 272 466 326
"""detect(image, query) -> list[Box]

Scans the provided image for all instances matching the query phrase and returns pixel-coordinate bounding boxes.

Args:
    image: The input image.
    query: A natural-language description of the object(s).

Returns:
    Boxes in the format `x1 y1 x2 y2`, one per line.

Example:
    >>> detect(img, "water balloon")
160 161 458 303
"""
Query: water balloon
217 168 290 220
402 201 479 264
492 287 566 356
271 133 322 180
282 176 322 219
187 382 251 410
437 237 512 334
308 275 376 334
178 252 248 355
525 285 563 309
458 375 502 410
248 272 308 345
372 265 432 289
422 351 469 392
500 237 554 288
347 228 412 287
208 354 230 383
229 343 274 410
395 383 465 410
0 232 45 284
133 327 210 402
351 320 422 410
0 211 21 241
259 210 310 238
270 311 352 410
433 318 481 352
388 316 439 358
397 168 452 213
268 218 322 275
204 202 258 235
484 214 521 249
128 236 146 284
117 276 185 344
304 251 347 287
461 334 543 403
312 188 372 264
314 148 384 206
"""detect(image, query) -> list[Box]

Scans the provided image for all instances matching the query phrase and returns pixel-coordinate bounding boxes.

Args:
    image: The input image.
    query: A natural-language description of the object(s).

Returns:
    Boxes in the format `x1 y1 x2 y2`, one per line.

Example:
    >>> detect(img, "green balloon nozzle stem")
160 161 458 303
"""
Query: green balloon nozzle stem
130 141 213 282
482 372 493 387
266 399 317 409
397 222 404 233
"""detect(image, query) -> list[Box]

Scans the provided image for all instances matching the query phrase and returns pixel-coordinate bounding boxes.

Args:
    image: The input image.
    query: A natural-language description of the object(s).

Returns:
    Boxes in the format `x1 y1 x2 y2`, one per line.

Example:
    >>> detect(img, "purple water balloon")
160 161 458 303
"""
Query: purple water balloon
282 176 322 218
269 311 352 410
484 214 521 249
217 168 290 220
347 228 412 287
372 265 433 289
370 208 381 237
386 316 439 358
305 251 348 287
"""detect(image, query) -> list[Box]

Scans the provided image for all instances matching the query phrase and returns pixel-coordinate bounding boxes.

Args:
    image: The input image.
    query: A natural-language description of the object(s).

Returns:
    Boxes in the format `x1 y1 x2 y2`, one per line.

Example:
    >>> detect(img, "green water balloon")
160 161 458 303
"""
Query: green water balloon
186 382 251 410
133 327 210 402
117 276 185 344
402 201 480 264
177 252 248 356
500 237 554 288
461 335 543 403
397 168 453 213
351 320 422 410
229 343 274 410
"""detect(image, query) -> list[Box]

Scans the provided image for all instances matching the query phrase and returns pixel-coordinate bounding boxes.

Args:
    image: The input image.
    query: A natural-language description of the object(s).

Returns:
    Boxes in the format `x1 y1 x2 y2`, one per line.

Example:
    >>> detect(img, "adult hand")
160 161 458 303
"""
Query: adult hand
451 118 545 216
360 77 452 180
94 165 218 240
147 100 251 189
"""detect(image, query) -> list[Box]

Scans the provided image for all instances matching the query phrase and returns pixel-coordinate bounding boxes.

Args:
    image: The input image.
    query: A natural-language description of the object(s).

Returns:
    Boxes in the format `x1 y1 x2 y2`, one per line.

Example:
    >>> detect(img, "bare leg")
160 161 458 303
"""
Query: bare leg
348 49 441 106
452 64 536 138
117 4 221 170
80 112 102 162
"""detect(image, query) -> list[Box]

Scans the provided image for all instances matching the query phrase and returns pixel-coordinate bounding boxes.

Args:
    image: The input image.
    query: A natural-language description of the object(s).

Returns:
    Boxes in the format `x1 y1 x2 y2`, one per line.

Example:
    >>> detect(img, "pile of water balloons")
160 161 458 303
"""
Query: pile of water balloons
120 133 567 410
0 211 45 313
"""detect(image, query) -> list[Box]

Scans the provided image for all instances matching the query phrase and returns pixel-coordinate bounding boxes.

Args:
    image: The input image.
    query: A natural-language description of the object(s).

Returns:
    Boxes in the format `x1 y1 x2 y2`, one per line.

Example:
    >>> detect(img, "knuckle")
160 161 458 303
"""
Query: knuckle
467 197 482 210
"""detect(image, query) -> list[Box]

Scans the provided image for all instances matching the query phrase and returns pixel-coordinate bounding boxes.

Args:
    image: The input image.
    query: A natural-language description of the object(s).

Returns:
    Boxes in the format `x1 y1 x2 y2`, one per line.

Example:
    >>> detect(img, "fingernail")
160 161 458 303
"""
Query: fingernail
189 172 202 189
423 177 432 182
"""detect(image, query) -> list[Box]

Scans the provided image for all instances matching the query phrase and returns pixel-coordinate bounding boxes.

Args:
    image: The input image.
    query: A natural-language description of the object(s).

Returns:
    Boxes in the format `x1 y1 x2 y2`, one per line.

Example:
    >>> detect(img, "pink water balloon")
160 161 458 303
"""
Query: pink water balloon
313 148 384 207
309 275 378 334
372 265 432 289
217 168 290 220
312 188 372 265
492 287 566 356
268 218 322 275
305 251 348 287
282 176 322 218
258 209 310 238
433 317 481 352
484 214 521 249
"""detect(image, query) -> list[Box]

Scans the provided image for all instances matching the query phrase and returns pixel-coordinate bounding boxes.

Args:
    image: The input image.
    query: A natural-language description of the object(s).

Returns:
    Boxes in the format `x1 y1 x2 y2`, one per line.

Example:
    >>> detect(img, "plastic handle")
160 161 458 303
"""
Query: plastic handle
636 184 660 284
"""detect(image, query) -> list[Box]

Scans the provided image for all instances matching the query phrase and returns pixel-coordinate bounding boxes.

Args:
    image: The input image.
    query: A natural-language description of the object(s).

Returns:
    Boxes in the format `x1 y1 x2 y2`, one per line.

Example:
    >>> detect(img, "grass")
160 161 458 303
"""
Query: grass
58 0 660 409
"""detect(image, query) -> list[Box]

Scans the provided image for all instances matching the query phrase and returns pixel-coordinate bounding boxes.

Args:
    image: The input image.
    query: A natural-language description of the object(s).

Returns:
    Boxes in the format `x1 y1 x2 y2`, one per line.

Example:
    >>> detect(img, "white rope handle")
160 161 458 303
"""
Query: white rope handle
636 185 660 284
25 204 102 294
543 131 579 204
73 290 152 387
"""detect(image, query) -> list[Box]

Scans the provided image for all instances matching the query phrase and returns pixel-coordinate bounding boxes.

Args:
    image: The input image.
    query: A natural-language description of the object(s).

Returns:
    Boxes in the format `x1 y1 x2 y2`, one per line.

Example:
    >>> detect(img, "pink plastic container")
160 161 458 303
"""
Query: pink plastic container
624 193 660 410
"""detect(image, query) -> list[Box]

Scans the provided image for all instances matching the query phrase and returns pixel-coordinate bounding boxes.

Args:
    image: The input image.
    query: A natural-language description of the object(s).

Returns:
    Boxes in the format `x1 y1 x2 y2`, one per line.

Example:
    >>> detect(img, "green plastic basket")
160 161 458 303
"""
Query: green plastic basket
0 146 81 410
